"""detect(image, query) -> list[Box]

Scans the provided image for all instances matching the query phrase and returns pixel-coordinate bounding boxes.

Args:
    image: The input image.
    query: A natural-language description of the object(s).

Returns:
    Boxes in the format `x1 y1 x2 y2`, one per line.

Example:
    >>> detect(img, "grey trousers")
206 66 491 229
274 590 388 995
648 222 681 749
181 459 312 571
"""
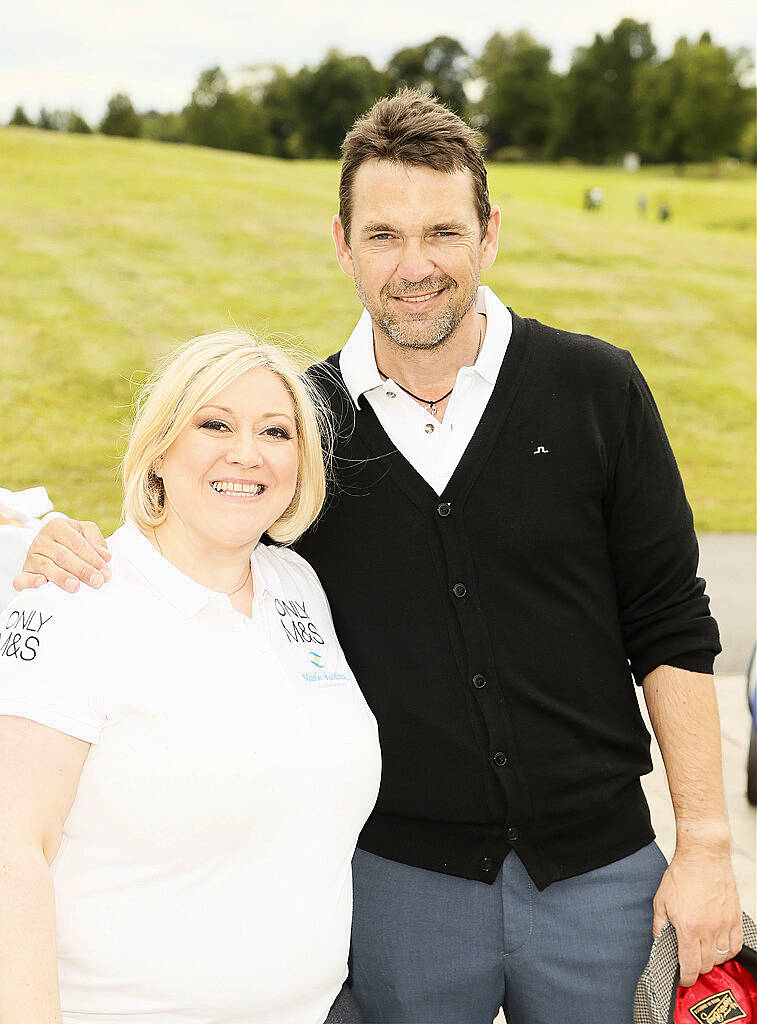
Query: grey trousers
350 843 668 1024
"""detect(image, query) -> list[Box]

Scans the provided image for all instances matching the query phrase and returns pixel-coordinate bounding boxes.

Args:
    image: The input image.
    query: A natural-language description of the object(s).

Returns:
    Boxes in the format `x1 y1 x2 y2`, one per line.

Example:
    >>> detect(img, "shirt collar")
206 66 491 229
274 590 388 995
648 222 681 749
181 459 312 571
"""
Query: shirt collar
339 307 381 408
115 521 274 618
470 287 511 385
339 286 511 406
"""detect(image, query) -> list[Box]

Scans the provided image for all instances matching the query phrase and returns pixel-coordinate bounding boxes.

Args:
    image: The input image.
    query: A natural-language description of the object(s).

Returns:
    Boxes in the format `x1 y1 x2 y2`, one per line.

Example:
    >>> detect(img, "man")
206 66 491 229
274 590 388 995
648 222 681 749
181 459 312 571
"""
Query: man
16 90 741 1024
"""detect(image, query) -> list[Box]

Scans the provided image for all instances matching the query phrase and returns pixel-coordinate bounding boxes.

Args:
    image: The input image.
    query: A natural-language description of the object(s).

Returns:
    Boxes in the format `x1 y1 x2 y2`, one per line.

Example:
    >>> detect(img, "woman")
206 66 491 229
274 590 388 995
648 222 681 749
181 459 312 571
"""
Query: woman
0 331 381 1024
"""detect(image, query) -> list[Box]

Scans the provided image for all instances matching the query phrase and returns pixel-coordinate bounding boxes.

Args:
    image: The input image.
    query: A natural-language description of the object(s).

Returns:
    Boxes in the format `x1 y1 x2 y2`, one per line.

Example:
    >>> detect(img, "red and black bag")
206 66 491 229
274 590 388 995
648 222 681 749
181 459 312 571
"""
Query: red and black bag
635 913 757 1023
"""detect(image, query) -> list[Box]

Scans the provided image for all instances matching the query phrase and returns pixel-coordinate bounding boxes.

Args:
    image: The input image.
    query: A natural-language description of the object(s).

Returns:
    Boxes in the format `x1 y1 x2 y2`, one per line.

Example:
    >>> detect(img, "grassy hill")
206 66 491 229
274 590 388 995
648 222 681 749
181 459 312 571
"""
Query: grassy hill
0 128 754 533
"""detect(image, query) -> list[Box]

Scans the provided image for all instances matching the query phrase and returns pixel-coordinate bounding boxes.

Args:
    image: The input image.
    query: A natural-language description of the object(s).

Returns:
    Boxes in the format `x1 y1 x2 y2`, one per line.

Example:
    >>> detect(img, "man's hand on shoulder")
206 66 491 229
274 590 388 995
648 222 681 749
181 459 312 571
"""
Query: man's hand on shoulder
13 519 111 594
652 824 742 987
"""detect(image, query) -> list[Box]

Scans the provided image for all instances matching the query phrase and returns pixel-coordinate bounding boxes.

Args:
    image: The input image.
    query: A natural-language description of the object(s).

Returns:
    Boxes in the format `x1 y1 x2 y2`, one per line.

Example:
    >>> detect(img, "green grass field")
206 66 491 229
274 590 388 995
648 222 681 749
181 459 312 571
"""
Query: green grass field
0 128 754 533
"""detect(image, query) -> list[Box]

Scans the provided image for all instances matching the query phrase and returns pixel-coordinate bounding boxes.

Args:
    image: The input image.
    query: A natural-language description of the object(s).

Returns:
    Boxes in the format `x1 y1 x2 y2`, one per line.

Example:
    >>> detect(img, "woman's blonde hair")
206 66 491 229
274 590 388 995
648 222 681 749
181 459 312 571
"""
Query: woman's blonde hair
122 331 331 545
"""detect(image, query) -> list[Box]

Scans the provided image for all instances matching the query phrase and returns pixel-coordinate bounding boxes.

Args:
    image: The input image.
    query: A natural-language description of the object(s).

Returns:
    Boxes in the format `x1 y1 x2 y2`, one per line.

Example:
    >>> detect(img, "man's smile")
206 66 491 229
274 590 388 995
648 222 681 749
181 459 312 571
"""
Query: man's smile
389 287 450 313
392 288 445 304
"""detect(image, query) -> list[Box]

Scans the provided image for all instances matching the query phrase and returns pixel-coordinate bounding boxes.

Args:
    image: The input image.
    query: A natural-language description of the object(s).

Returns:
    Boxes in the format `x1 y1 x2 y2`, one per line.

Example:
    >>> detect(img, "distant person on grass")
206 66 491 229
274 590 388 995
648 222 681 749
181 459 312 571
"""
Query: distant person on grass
583 185 604 210
16 89 742 1024
1 333 379 1024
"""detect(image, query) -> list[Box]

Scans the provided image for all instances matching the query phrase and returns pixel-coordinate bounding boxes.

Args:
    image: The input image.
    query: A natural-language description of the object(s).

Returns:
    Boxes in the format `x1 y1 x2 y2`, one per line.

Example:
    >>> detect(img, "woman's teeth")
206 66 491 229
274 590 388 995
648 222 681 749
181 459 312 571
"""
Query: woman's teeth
211 481 264 495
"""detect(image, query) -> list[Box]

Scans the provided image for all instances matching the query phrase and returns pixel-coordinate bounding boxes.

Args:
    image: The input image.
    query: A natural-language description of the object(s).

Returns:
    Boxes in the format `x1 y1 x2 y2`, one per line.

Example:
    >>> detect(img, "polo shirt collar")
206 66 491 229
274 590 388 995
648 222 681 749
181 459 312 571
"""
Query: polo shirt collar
473 287 511 385
117 520 274 618
339 308 381 409
339 286 510 406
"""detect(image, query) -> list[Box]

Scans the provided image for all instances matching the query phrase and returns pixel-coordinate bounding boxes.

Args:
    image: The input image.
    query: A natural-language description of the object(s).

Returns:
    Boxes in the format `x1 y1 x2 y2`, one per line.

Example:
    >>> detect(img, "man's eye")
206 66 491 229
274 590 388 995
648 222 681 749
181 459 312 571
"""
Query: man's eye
201 420 230 432
263 426 292 440
371 233 393 241
434 231 457 238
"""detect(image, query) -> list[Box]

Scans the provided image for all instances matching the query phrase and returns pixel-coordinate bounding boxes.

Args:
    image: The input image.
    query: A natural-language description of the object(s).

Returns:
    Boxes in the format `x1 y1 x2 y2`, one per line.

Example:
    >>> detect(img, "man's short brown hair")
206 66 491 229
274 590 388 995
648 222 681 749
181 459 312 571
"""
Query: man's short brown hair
339 88 491 243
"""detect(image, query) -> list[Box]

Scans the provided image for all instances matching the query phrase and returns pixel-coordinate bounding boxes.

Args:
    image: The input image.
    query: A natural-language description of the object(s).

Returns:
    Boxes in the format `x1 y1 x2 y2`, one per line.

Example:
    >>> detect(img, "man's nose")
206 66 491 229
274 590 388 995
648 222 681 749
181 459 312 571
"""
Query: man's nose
396 237 435 282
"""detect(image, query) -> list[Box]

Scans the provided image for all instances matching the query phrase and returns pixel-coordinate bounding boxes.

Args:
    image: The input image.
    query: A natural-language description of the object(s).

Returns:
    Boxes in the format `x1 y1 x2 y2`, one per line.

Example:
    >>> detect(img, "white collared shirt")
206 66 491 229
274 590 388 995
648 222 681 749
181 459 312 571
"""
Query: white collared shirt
0 522 381 1024
339 286 512 494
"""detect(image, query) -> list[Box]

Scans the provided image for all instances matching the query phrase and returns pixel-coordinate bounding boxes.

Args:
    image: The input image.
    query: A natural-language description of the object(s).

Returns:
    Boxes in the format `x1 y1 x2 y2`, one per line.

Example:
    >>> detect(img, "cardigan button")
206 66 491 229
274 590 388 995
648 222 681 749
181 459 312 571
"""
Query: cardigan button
506 827 520 842
437 502 452 517
480 856 493 873
492 751 507 767
452 582 467 598
472 674 487 689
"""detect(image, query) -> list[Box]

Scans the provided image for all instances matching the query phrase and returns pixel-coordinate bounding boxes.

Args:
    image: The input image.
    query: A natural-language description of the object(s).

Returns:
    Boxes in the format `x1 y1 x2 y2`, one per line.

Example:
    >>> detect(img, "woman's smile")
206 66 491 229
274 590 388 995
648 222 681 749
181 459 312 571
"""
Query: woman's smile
209 479 266 499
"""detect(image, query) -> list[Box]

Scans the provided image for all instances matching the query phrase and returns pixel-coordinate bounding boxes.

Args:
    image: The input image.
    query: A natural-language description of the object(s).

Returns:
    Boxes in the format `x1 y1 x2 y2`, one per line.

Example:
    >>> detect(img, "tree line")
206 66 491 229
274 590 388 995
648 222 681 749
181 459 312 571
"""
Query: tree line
8 20 756 165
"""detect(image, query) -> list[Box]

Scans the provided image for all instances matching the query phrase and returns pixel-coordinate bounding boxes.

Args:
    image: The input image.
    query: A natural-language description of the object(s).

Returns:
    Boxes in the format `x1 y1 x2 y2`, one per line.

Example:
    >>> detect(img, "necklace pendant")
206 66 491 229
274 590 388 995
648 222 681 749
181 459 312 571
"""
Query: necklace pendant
429 401 437 416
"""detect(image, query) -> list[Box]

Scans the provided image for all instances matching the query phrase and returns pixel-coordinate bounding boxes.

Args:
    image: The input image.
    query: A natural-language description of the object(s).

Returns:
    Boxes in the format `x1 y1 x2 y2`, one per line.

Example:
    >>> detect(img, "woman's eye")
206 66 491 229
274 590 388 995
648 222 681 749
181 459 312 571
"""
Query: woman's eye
263 426 292 440
200 420 230 432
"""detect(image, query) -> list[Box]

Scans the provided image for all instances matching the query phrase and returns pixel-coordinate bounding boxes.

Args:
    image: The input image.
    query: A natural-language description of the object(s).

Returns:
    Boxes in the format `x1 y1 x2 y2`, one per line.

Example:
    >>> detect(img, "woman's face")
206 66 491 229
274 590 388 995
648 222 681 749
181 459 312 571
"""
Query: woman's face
158 368 299 551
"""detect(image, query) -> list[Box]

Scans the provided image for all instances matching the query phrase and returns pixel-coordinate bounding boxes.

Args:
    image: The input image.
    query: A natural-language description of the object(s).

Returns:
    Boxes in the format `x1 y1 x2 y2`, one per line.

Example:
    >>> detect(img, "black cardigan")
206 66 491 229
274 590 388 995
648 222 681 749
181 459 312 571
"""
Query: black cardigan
296 311 720 889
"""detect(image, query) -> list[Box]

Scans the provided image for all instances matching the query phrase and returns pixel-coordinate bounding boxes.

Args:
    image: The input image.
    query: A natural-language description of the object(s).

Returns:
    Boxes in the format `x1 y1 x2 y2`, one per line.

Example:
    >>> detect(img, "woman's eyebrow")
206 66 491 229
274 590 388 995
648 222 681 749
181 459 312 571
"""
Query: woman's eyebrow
198 404 233 414
260 411 295 423
198 405 294 422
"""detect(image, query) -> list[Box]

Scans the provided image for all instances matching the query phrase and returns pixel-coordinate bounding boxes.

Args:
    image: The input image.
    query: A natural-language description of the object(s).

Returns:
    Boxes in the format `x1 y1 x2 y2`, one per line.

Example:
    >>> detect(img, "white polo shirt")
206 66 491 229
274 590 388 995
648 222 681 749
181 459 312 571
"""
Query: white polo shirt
0 522 381 1024
339 286 512 494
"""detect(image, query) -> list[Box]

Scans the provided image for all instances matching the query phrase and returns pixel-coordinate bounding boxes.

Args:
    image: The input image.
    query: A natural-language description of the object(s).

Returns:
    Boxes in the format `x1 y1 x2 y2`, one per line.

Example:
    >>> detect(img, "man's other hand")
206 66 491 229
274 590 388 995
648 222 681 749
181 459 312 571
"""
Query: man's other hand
13 519 111 593
652 835 742 987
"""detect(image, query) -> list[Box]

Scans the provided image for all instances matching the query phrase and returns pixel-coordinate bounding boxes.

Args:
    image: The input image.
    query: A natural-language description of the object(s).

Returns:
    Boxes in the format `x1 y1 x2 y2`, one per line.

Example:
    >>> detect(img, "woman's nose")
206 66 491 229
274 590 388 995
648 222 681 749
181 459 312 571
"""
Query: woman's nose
226 433 264 467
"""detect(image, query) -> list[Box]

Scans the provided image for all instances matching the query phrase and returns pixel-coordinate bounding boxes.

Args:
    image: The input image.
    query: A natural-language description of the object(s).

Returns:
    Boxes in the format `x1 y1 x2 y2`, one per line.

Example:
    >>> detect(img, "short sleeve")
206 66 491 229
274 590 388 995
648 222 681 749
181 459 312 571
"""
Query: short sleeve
0 586 107 742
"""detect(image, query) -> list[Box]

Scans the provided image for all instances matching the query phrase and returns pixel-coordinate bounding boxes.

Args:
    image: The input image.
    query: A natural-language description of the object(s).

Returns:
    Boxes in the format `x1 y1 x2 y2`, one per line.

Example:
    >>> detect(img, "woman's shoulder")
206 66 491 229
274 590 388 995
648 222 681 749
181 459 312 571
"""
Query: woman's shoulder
0 569 126 657
1 525 151 632
254 542 327 600
0 574 118 685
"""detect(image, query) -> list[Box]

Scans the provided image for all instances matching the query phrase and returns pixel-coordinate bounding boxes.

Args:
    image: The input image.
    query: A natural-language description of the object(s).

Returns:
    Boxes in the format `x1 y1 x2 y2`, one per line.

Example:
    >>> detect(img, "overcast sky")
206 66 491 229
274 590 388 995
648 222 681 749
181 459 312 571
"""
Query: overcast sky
1 0 754 123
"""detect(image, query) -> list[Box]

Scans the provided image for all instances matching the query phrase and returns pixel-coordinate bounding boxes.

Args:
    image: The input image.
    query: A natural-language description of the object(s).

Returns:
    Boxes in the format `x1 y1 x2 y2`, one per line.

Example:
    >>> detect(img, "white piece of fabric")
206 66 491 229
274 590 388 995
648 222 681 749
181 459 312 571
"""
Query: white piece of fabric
0 485 54 522
0 486 57 612
339 286 511 494
0 524 37 612
0 522 381 1024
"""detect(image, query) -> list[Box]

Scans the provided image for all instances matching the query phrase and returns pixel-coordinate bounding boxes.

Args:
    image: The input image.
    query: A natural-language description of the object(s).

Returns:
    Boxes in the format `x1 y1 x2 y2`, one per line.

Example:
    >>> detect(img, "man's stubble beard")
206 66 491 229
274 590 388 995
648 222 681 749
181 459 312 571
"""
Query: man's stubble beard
355 273 478 352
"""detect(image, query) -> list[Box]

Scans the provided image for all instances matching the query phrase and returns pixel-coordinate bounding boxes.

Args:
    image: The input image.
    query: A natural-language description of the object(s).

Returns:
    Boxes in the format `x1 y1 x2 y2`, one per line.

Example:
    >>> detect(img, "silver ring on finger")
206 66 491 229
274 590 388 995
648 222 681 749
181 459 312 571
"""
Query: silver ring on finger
715 946 730 955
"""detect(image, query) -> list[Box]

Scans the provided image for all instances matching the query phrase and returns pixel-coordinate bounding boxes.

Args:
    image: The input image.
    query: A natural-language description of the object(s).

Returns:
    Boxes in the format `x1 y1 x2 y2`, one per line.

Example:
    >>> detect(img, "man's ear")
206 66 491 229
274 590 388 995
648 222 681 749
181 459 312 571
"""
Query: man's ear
480 205 501 271
332 215 355 277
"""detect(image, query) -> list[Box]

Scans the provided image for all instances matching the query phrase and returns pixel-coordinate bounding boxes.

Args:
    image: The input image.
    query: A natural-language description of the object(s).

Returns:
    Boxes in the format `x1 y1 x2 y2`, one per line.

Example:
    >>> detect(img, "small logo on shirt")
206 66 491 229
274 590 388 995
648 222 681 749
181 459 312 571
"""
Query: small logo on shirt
303 647 349 685
689 989 746 1023
533 445 550 455
0 608 54 662
273 597 324 646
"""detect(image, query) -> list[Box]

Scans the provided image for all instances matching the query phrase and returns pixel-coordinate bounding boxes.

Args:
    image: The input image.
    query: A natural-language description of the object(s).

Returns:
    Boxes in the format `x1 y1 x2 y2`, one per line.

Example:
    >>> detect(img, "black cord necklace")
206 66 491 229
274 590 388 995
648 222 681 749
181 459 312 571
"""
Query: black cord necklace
375 326 483 417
